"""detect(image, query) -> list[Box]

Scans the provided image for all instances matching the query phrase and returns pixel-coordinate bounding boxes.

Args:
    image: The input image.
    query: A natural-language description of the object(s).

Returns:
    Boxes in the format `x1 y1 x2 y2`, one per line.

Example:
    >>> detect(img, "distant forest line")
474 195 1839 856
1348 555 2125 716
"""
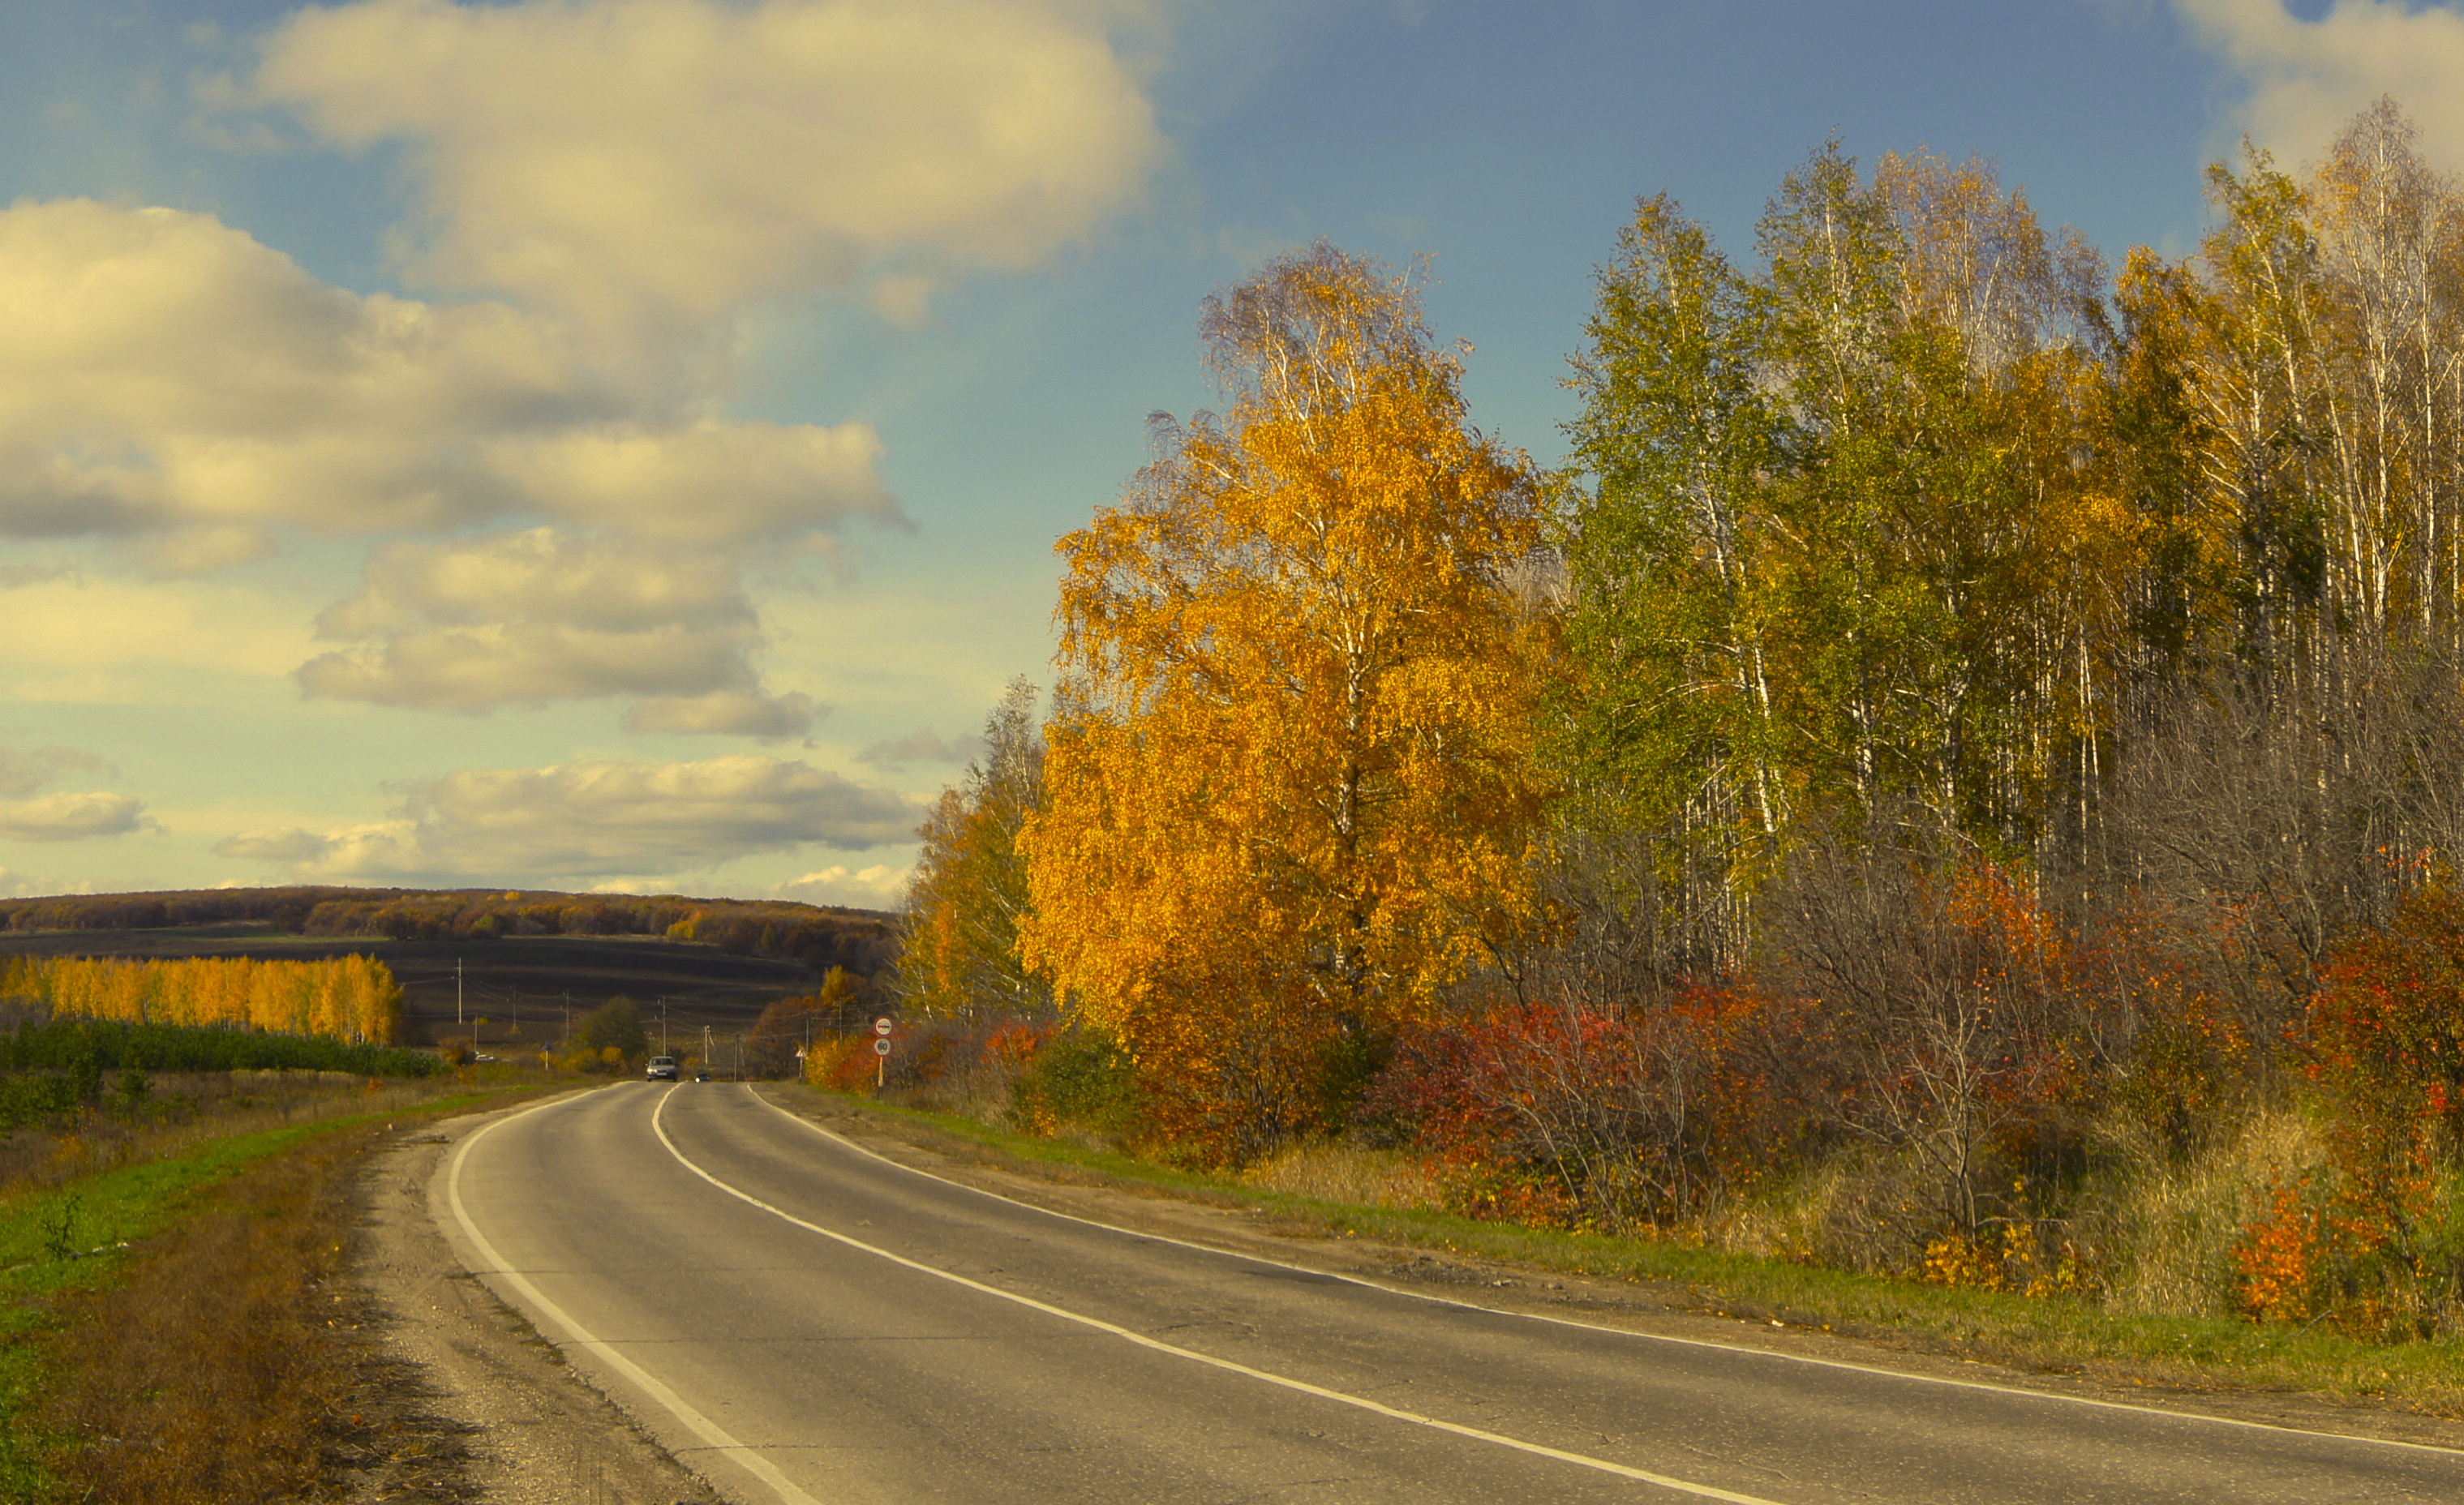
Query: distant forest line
0 885 898 982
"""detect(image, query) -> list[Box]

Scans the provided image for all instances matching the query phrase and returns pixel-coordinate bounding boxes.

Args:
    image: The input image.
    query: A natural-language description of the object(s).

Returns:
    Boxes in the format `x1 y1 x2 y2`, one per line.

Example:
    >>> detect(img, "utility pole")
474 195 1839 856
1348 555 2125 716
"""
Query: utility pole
660 997 669 1054
511 984 519 1037
456 958 464 1027
563 990 572 1048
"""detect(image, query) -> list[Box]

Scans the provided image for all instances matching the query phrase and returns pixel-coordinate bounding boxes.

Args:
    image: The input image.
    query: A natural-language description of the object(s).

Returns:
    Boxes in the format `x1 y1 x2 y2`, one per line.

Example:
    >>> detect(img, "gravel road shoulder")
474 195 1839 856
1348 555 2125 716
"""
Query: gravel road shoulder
353 1095 723 1505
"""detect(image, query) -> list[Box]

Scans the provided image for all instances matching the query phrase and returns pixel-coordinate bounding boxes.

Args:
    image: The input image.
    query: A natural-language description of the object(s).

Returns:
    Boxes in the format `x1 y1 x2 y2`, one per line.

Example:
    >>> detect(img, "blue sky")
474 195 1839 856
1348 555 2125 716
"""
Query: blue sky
0 0 2449 905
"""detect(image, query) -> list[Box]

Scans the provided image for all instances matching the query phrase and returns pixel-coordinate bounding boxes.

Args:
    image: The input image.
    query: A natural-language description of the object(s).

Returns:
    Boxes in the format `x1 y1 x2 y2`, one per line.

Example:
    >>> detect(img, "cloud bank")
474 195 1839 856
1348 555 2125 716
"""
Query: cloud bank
216 753 916 880
774 863 905 909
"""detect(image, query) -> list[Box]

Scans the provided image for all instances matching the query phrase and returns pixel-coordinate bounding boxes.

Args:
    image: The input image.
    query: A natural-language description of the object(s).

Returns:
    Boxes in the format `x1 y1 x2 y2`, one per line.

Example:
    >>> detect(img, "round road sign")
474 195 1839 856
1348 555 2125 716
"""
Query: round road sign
873 1016 894 1036
873 1037 891 1056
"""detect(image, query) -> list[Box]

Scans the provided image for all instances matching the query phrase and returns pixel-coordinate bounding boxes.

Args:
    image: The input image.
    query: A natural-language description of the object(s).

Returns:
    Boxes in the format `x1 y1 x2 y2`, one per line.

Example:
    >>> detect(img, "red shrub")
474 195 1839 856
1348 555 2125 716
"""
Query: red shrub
1365 983 1790 1230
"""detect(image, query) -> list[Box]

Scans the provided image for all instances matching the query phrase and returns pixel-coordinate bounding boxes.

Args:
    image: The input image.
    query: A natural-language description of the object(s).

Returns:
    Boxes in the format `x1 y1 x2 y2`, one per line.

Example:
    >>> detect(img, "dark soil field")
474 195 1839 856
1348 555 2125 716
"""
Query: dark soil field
0 924 821 1053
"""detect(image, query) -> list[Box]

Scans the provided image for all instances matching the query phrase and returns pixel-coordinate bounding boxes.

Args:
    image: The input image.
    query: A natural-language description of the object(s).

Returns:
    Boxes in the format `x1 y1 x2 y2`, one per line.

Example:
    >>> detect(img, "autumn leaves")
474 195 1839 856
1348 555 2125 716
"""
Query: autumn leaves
902 101 2464 1339
1020 246 1554 1161
2 955 404 1045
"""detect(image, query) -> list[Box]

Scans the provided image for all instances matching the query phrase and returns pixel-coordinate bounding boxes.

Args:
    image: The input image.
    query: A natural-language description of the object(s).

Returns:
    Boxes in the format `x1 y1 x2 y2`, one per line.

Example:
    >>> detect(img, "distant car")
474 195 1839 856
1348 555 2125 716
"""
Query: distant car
646 1055 679 1081
693 1070 710 1082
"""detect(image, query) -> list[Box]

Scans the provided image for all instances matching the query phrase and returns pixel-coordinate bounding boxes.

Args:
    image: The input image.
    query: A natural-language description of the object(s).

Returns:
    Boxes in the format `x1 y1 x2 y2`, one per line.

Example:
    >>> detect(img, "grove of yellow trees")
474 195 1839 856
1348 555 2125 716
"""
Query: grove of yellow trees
2 954 404 1044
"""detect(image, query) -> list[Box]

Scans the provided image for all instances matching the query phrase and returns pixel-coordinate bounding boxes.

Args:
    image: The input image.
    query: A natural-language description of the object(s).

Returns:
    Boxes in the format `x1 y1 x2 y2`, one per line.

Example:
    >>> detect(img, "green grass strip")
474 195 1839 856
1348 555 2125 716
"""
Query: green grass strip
0 1084 545 1500
799 1087 2464 1416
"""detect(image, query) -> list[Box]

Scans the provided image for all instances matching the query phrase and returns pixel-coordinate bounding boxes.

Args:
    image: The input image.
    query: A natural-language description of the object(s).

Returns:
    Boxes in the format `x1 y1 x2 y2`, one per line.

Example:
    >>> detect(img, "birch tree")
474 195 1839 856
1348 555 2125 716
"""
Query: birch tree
1021 243 1555 1161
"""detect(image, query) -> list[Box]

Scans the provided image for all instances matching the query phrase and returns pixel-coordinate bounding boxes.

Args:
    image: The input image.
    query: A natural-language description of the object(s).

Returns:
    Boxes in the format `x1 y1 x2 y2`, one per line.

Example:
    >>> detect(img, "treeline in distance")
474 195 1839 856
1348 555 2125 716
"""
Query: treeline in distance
0 885 898 979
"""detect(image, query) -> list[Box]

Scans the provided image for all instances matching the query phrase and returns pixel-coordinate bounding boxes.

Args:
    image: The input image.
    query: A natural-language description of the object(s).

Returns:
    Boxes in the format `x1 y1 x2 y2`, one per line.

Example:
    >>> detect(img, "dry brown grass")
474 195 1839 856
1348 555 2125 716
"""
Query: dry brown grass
1238 1141 1445 1210
30 1120 474 1503
2100 1105 2329 1319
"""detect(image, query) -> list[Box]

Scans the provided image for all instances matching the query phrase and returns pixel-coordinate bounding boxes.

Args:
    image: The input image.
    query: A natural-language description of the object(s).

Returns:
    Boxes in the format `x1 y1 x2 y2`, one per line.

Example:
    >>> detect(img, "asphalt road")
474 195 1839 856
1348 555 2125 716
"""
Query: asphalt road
436 1083 2464 1503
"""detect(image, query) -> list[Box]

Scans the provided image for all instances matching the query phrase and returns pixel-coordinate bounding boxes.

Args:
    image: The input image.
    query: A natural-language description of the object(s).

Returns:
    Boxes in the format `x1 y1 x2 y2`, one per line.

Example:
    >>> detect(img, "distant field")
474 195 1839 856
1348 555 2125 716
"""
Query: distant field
0 924 816 1051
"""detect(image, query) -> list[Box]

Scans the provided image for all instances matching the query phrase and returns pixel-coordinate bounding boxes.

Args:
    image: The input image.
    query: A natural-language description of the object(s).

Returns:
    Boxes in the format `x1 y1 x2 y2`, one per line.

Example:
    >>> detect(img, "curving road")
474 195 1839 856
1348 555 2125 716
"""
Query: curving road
434 1083 2464 1504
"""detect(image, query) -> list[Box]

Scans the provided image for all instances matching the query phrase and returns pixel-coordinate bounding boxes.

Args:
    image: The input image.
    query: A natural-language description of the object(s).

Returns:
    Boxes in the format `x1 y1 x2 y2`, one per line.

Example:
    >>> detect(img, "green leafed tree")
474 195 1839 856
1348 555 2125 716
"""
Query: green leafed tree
573 995 646 1060
1564 144 2136 949
896 679 1053 1021
1558 193 1782 964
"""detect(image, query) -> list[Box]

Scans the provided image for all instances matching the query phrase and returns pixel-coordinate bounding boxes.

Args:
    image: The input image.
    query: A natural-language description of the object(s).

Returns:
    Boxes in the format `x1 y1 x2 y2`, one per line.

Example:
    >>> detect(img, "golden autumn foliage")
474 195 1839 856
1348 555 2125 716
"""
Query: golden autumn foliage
1020 243 1555 1160
2 954 403 1044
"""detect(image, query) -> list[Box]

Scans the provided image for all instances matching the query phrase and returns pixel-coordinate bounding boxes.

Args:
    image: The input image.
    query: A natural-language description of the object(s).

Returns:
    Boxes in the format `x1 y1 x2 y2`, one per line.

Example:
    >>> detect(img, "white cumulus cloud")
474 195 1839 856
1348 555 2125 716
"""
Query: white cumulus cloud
2180 0 2464 171
215 753 916 879
0 746 114 799
0 0 1163 740
298 528 817 712
0 791 146 843
250 0 1163 340
0 744 147 842
0 199 895 554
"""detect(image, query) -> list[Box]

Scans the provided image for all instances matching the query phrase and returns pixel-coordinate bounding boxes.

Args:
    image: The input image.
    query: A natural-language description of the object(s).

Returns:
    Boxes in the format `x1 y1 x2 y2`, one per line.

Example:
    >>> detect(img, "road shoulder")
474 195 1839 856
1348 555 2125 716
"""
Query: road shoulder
355 1099 725 1505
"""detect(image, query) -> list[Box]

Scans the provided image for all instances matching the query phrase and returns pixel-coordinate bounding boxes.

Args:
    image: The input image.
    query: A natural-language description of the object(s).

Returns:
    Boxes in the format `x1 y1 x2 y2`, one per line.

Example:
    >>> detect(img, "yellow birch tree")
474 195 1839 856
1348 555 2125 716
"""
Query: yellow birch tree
1019 243 1556 1161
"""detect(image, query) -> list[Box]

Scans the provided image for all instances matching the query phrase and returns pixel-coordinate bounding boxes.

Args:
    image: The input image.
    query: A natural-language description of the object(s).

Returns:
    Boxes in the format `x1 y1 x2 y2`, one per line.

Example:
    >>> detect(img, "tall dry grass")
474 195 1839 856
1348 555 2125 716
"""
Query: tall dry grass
1693 1101 2337 1320
1239 1142 1446 1211
31 1119 465 1504
0 1071 459 1200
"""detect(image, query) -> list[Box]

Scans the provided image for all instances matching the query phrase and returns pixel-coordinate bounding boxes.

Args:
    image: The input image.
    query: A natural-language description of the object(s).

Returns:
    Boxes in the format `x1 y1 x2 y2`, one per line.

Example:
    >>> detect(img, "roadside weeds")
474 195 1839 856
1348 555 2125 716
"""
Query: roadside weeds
0 1084 542 1503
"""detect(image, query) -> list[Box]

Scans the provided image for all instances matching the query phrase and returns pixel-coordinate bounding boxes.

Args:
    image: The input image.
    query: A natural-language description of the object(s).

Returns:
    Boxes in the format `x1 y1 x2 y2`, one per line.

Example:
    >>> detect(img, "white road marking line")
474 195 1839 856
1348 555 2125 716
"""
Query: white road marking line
445 1090 827 1505
744 1087 2464 1461
653 1088 1786 1504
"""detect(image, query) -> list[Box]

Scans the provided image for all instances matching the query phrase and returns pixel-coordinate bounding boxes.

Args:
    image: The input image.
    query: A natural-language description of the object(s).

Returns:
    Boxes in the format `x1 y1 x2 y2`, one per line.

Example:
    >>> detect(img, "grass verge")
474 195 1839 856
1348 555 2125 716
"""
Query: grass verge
796 1087 2464 1421
0 1082 543 1503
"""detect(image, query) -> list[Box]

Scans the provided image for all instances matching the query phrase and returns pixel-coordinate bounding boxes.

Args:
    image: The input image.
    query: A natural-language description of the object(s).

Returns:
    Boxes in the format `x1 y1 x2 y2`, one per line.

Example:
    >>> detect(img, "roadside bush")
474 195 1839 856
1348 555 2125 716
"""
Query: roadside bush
1007 1025 1135 1140
5 1018 442 1079
2219 884 2464 1336
805 1034 878 1091
1364 984 1794 1232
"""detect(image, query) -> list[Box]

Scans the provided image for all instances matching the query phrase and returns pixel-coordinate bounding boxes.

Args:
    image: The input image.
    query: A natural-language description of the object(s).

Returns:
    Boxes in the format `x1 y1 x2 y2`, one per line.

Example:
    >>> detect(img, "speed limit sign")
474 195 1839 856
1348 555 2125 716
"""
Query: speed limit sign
873 1016 893 1037
873 1037 891 1056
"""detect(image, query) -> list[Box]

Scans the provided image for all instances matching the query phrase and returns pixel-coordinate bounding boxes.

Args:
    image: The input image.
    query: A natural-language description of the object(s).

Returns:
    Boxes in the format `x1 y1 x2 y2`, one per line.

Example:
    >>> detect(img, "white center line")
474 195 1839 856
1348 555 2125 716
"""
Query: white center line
650 1087 1790 1504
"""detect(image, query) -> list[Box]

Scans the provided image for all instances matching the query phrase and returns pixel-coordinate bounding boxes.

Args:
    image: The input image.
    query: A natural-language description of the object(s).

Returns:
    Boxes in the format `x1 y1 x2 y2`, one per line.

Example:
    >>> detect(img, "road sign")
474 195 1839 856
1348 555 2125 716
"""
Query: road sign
872 1037 891 1057
873 1017 894 1037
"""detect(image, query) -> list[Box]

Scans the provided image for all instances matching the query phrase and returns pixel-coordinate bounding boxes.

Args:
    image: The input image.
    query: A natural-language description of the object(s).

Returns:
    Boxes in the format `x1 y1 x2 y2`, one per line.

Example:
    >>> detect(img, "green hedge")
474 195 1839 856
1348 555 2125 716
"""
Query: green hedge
2 1018 444 1080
